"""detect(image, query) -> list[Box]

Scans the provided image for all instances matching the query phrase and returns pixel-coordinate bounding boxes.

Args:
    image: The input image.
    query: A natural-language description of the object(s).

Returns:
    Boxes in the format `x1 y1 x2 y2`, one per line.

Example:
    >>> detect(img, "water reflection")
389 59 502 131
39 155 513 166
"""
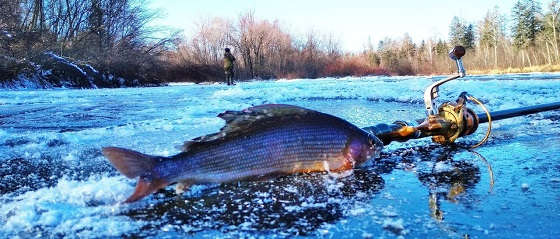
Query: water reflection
392 146 495 238
418 154 481 222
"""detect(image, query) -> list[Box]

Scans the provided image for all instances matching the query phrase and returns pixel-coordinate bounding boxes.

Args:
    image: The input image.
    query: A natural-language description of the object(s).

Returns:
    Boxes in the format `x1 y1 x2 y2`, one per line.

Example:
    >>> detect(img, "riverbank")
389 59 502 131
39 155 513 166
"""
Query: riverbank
3 55 560 90
0 53 164 89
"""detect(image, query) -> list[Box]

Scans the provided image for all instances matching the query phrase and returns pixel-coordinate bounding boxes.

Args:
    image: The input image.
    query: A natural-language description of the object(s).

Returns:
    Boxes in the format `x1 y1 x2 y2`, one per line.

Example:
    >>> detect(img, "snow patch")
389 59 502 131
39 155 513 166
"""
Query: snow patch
434 161 453 172
168 82 196 86
521 183 530 191
45 52 87 76
382 218 406 235
0 176 143 237
85 64 99 74
1 30 12 38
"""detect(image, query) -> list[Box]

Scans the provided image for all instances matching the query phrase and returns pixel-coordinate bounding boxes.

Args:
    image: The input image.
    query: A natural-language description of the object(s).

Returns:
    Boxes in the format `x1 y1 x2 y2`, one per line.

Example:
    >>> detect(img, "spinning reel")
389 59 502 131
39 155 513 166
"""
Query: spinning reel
419 46 491 148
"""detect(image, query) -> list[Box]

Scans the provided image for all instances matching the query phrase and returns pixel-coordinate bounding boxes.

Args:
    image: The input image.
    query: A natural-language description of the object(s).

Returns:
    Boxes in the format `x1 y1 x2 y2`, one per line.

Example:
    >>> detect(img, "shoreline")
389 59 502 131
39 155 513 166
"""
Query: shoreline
3 70 560 90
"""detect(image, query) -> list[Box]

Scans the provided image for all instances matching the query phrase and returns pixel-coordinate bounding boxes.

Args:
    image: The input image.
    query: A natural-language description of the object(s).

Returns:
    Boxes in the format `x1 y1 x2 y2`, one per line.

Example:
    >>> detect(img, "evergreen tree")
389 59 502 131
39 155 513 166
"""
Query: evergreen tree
449 16 475 49
463 24 475 49
400 33 416 59
434 40 448 55
449 16 466 47
512 0 543 49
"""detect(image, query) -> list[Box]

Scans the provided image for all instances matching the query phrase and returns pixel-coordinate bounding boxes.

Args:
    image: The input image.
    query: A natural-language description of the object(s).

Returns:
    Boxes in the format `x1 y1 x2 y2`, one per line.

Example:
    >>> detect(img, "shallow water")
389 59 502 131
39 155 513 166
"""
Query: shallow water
1 74 560 238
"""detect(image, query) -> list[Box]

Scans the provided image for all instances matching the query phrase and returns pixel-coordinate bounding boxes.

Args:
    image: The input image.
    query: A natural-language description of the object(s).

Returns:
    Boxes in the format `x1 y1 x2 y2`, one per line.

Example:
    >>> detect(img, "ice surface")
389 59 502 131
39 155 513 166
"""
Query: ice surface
1 74 560 238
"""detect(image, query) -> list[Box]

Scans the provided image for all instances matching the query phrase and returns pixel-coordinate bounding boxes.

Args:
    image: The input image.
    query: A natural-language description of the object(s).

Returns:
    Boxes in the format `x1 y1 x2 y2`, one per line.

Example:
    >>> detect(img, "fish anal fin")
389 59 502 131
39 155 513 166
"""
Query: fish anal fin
124 177 169 203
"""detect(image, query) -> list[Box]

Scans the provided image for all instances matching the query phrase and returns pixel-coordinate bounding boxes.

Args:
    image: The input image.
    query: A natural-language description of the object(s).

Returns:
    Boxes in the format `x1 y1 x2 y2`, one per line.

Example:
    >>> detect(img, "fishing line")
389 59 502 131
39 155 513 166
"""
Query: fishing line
467 149 494 193
467 95 492 149
455 95 492 149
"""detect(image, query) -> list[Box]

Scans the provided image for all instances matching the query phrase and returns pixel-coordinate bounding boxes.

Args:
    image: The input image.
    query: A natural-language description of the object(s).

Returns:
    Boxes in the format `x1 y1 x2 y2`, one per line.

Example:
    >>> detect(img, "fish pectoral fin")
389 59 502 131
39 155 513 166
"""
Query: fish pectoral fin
326 159 354 173
175 180 193 194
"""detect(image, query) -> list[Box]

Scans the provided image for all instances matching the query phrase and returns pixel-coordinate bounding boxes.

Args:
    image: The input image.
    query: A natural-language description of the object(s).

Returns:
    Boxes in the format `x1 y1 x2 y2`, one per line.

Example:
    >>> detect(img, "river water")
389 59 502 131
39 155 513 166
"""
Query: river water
1 74 560 238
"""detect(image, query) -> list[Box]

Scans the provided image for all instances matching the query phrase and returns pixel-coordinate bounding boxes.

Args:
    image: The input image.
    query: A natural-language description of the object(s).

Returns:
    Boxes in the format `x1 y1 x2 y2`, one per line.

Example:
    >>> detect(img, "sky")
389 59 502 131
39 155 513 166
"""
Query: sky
149 0 517 52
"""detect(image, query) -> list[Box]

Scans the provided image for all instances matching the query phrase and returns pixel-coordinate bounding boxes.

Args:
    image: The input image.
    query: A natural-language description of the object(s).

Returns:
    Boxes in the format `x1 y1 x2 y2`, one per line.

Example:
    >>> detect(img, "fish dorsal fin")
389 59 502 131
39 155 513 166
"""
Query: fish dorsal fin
177 140 195 152
218 104 312 128
178 104 324 152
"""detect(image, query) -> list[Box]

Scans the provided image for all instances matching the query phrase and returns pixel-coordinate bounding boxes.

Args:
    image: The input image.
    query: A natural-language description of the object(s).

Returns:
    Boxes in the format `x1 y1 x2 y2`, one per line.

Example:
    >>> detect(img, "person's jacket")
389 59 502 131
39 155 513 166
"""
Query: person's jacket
224 52 236 70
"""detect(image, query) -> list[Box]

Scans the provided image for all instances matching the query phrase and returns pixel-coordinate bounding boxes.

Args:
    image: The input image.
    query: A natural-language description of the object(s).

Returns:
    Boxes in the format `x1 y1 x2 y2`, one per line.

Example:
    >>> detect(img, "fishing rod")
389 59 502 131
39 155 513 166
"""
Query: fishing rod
363 46 560 148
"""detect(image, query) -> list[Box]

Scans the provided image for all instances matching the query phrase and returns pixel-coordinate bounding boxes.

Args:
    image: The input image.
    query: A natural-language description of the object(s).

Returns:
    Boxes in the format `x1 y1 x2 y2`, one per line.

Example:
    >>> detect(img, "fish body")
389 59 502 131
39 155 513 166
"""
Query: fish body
103 104 383 202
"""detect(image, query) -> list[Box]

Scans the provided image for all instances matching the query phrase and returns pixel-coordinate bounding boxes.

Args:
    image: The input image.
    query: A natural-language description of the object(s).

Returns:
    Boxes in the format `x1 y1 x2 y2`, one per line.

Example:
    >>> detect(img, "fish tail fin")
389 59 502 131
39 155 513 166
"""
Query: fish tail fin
102 147 169 203
124 177 169 203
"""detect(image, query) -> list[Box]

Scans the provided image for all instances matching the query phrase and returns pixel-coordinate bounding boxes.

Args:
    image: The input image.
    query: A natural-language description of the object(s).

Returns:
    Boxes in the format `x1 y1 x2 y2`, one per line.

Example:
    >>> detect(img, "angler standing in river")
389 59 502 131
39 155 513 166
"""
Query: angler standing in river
224 48 236 85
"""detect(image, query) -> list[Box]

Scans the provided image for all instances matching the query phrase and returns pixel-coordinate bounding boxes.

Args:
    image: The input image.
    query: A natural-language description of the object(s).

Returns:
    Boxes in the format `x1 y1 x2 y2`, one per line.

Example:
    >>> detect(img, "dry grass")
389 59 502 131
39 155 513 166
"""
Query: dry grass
468 64 560 75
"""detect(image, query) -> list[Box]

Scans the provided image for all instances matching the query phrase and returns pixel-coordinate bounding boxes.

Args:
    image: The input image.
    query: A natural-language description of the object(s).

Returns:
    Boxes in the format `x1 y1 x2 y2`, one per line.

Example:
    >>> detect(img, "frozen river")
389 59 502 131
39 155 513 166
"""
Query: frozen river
1 74 560 238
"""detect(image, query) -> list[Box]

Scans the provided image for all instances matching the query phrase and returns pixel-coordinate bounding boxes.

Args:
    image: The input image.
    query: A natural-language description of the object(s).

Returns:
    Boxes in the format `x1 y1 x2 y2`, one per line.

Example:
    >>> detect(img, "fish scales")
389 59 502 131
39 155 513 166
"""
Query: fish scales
177 129 340 178
168 122 349 182
102 104 383 202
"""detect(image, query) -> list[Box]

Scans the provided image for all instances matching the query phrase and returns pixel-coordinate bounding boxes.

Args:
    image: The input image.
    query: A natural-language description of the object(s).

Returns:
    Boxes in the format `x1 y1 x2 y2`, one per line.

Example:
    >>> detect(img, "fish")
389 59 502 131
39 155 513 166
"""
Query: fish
102 104 383 203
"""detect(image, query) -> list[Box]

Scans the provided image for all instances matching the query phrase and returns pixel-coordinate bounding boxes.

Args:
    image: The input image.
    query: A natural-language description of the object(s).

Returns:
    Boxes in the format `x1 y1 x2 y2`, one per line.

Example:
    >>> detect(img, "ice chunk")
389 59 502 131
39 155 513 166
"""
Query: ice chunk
521 183 530 191
382 218 405 235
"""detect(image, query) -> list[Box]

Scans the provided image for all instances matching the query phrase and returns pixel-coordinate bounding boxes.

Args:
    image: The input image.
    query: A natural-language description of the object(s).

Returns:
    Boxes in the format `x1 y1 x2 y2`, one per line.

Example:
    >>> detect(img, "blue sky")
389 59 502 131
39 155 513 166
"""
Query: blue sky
150 0 517 52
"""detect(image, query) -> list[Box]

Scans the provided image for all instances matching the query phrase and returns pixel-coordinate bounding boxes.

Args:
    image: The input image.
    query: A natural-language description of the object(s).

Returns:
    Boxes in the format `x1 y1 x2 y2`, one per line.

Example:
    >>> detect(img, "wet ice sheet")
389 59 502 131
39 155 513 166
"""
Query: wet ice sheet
1 74 560 238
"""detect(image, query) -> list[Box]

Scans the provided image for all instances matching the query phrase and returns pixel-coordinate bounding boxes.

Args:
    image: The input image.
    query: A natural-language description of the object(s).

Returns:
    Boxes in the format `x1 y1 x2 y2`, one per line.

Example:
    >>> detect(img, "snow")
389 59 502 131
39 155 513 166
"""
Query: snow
1 30 12 38
168 82 196 86
85 64 99 74
0 73 560 238
521 183 530 191
45 52 87 76
382 218 405 235
0 176 144 237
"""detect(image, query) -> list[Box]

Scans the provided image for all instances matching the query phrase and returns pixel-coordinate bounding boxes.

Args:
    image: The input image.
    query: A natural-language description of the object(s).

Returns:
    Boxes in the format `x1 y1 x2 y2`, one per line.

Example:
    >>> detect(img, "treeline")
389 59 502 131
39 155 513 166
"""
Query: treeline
167 0 560 81
164 11 388 83
364 0 560 74
2 0 560 87
0 0 176 86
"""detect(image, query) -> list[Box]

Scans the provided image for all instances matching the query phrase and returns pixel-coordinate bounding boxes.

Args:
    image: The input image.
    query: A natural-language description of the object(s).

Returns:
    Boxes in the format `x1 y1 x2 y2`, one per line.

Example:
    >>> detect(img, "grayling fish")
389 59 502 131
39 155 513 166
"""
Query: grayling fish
102 104 383 202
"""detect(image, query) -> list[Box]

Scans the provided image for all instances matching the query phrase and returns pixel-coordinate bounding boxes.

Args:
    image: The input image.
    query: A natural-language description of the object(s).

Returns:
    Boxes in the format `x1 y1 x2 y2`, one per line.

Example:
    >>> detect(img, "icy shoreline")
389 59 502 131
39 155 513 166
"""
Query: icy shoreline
0 52 164 90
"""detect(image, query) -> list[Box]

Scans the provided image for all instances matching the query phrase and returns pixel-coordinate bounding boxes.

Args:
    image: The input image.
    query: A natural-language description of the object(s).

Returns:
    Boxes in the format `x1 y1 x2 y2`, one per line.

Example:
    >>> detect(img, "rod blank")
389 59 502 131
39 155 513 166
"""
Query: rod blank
477 102 560 123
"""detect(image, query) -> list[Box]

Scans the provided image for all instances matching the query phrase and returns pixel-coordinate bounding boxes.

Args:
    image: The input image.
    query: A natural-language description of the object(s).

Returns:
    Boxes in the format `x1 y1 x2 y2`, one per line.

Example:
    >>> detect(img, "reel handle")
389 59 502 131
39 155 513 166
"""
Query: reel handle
424 46 467 116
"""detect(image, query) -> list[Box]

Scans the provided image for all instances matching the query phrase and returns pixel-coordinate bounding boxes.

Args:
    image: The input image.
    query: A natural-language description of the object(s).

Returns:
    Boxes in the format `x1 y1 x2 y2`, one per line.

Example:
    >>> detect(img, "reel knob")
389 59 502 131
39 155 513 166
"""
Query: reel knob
449 46 466 60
